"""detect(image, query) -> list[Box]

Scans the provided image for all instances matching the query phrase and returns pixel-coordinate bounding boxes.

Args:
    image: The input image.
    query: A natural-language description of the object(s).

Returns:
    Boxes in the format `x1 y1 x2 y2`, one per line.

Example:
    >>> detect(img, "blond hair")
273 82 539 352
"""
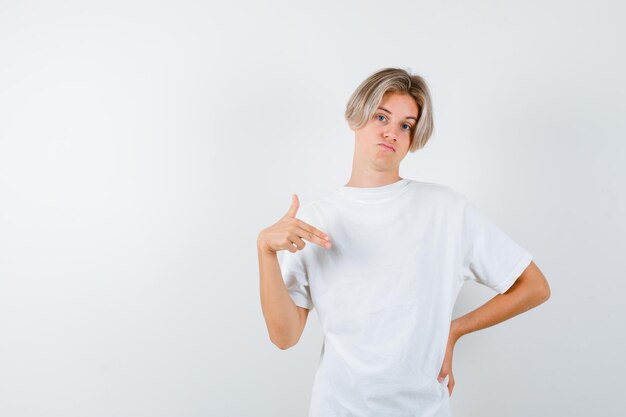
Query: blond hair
344 67 434 152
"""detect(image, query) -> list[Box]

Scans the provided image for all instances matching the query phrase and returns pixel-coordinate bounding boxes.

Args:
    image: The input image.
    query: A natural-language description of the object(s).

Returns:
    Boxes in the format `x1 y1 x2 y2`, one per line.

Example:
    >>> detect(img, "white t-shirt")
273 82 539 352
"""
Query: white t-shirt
279 178 533 417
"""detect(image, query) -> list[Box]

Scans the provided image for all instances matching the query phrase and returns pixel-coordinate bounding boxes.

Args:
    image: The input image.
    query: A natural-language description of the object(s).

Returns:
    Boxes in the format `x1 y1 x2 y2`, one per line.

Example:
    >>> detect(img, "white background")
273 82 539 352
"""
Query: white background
0 1 624 416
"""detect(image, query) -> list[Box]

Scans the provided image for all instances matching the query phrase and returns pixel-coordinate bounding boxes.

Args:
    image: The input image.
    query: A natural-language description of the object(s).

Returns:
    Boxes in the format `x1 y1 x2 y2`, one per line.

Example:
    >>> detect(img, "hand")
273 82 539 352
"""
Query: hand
257 194 332 254
437 324 459 397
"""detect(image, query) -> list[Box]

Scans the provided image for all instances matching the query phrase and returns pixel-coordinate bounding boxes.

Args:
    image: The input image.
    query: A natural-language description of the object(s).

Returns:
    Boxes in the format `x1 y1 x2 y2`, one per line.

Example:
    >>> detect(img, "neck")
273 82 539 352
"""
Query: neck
344 169 402 188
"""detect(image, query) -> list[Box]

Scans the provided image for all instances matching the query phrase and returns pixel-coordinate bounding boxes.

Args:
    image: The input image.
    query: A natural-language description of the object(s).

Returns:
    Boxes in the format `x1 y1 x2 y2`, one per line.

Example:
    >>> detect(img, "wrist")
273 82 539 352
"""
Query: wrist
450 319 464 343
257 239 276 256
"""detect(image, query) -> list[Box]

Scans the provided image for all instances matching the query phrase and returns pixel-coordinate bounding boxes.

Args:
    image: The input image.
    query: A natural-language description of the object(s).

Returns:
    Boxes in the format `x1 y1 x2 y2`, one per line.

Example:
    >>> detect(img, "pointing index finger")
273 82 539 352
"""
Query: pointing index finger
296 219 331 248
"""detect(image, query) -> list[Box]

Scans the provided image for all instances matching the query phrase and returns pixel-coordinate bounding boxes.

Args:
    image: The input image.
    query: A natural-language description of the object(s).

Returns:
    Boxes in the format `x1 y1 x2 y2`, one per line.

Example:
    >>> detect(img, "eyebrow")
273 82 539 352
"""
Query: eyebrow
377 107 417 121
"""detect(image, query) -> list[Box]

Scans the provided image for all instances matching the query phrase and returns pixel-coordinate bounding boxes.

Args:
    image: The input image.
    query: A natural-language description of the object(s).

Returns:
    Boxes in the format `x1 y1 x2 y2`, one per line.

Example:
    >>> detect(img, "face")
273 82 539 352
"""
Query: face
351 91 419 172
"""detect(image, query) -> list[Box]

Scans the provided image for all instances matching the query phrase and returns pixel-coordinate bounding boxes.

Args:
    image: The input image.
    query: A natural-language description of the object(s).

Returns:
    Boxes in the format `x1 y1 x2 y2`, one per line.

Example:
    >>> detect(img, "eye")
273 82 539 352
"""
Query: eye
402 124 413 131
375 114 386 122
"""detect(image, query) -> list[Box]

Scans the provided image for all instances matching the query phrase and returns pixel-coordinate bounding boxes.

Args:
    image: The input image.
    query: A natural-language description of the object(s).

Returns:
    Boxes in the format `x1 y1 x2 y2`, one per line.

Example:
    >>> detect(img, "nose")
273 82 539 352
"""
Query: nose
383 128 398 141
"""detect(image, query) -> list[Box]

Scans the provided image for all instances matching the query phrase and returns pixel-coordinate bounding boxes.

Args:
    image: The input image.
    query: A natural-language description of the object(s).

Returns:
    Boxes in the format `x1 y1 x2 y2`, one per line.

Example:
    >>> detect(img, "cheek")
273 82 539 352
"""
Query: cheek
364 122 380 132
361 125 382 139
400 135 412 150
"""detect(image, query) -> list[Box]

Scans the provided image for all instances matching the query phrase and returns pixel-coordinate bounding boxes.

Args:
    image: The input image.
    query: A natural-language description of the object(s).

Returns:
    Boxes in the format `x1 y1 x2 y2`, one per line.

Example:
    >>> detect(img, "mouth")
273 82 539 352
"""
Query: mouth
379 143 396 152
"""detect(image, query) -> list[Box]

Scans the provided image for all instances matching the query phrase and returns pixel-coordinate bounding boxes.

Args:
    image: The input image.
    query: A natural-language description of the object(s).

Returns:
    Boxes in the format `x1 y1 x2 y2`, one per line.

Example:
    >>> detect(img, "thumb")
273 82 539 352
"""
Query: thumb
437 365 447 383
285 193 299 218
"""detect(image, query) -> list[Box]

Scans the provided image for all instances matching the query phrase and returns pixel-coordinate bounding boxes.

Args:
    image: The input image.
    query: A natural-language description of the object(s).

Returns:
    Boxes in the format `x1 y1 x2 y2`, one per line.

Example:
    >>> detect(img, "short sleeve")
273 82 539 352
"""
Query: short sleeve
460 197 533 294
278 246 314 310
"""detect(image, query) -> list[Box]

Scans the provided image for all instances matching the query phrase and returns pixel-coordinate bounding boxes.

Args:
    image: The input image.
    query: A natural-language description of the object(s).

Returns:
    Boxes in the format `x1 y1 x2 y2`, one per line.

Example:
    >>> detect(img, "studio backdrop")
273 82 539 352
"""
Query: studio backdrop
0 1 624 416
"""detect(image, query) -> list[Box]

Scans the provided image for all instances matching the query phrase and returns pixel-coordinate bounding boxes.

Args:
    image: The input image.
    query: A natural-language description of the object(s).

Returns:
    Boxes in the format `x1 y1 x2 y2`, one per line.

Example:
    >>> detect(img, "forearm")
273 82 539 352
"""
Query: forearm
257 243 301 349
450 279 549 342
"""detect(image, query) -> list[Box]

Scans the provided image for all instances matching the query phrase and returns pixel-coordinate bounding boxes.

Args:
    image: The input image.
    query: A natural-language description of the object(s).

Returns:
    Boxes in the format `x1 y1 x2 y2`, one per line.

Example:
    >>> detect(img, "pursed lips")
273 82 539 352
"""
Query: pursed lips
379 143 396 152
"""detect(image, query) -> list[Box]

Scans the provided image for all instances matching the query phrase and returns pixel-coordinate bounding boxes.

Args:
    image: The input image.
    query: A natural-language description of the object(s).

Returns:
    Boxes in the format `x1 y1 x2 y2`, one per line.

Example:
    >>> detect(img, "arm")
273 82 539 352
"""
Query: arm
438 261 550 395
257 194 330 350
450 260 551 343
257 243 310 350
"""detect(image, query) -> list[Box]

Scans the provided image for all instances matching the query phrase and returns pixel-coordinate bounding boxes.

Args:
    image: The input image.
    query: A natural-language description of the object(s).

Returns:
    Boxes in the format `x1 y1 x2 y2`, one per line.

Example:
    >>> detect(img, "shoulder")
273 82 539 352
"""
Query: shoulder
405 179 468 207
293 197 329 222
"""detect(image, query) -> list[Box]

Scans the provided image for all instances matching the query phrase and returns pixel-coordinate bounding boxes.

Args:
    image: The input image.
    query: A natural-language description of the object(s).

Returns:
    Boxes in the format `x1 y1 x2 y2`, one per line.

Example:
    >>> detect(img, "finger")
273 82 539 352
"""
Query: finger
288 233 306 250
284 241 297 253
297 219 331 242
437 371 446 383
285 194 299 218
448 374 455 396
296 224 332 249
